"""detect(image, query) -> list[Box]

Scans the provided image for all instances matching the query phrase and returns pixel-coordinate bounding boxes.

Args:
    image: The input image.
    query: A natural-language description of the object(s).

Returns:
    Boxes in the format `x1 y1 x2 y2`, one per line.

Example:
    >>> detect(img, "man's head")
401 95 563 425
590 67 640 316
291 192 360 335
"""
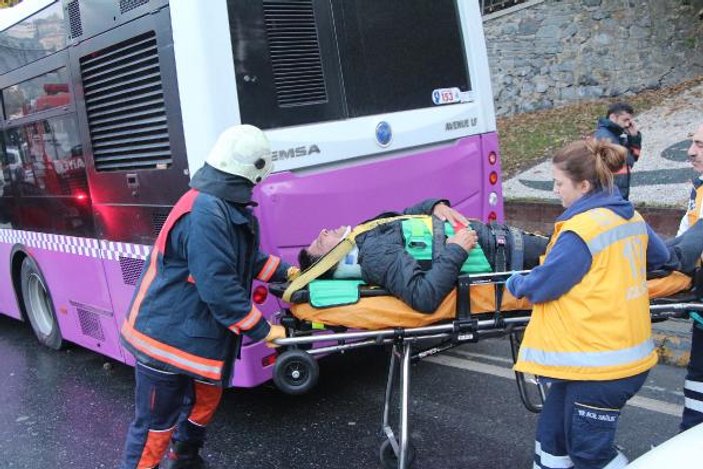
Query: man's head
206 124 272 184
688 124 703 173
298 225 350 271
607 102 635 131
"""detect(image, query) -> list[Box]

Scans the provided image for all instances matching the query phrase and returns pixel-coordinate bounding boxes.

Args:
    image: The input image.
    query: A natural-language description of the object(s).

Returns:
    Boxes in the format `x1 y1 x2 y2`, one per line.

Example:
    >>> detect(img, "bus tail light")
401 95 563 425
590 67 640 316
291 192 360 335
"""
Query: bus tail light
488 191 498 206
488 211 497 222
489 171 498 185
488 151 497 165
74 191 90 203
253 285 268 304
262 352 277 368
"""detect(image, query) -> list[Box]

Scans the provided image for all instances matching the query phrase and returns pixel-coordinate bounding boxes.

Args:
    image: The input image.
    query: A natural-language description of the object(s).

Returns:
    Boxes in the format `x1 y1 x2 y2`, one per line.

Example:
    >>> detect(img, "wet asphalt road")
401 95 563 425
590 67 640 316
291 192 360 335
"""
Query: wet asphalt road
0 315 687 469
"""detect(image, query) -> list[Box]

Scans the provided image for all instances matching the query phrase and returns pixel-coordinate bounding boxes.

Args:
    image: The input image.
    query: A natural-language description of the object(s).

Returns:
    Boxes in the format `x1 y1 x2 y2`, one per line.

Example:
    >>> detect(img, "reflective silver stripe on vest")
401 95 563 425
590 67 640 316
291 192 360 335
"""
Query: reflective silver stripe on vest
125 328 222 377
535 442 574 469
519 339 654 368
685 379 703 394
585 220 647 255
684 397 703 413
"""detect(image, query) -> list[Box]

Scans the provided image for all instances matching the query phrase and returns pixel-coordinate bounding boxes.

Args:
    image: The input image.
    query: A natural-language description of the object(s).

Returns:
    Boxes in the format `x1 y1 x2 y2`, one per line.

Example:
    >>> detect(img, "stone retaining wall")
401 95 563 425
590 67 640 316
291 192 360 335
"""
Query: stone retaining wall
484 0 703 116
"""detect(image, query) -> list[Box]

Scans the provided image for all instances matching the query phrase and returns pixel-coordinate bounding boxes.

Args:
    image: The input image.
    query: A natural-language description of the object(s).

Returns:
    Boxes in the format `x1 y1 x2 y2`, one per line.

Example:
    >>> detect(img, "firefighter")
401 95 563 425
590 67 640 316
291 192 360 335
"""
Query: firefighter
119 125 298 469
507 139 669 468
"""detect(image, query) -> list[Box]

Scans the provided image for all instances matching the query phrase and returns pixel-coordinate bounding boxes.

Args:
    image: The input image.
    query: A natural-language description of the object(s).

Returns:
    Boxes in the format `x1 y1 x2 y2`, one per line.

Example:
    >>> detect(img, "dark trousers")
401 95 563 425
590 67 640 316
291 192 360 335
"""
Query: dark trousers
681 324 703 431
534 371 648 469
120 363 223 469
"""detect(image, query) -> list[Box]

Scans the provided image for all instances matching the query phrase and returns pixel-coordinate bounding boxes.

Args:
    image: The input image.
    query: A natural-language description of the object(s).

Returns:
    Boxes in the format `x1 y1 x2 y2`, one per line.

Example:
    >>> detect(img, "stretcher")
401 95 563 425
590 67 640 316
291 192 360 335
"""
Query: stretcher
270 270 703 469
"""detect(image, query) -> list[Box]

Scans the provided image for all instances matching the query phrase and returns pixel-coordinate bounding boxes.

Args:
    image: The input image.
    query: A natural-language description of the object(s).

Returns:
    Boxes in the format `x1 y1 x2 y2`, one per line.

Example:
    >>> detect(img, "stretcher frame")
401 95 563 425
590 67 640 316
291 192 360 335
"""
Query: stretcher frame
272 271 703 469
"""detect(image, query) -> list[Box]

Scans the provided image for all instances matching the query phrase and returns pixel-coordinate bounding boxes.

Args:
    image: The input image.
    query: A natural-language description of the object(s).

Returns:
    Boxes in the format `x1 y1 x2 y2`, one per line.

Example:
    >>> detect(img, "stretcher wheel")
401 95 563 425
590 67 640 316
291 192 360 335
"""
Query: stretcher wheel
273 349 319 395
379 439 416 468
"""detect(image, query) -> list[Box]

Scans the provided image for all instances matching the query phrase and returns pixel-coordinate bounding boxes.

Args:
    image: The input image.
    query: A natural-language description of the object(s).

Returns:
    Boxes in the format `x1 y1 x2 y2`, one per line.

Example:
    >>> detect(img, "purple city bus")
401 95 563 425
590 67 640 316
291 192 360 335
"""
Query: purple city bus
0 0 502 389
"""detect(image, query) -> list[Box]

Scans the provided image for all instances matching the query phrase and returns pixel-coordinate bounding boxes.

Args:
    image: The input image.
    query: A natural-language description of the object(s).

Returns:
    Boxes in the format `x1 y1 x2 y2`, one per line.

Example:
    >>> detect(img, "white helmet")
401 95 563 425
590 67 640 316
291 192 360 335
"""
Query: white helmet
205 124 272 184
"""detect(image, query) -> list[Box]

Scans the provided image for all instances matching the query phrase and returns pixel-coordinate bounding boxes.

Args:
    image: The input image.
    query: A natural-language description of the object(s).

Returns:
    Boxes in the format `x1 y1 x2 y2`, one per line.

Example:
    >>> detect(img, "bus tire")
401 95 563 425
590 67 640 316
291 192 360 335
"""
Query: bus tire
273 349 319 395
20 257 63 350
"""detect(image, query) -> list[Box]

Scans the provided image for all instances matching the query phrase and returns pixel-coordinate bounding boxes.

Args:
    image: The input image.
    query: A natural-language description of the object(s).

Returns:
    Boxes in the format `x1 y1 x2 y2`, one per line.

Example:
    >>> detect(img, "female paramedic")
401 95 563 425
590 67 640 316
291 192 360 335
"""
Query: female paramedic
506 139 670 469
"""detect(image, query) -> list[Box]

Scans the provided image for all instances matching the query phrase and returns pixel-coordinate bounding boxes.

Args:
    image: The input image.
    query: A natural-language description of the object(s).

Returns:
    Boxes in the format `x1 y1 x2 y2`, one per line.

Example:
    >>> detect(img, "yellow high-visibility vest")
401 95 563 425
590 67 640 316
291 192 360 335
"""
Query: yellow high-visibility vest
686 184 703 229
514 207 657 381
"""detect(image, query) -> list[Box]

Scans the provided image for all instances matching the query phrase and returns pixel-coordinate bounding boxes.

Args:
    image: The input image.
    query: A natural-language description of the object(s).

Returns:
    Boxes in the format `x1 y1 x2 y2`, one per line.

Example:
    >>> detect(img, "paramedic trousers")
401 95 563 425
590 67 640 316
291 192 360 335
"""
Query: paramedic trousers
681 324 703 431
534 371 648 469
120 362 223 469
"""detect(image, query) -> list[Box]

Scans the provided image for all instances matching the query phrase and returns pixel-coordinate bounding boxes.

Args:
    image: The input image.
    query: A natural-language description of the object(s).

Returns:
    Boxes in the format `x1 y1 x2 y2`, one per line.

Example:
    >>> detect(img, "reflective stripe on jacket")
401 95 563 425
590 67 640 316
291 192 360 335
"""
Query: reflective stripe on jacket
514 207 657 381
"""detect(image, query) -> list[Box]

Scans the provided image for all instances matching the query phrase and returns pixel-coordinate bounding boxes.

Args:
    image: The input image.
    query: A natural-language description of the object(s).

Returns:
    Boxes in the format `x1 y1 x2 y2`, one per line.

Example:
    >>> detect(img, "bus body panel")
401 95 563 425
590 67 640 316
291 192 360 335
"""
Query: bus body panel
24 246 123 361
0 242 21 320
255 135 497 260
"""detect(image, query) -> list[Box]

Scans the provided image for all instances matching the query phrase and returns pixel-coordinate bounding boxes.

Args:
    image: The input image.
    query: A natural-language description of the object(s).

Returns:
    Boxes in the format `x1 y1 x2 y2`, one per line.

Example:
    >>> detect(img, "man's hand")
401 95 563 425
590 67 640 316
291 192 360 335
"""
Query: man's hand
264 324 286 348
433 203 469 229
287 266 301 281
626 120 639 136
447 228 478 253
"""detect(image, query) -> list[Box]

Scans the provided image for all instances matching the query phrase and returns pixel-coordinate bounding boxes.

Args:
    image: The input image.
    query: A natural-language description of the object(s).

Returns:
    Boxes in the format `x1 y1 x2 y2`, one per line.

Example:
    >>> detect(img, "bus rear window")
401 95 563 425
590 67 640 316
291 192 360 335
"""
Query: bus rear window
229 0 471 130
336 0 470 118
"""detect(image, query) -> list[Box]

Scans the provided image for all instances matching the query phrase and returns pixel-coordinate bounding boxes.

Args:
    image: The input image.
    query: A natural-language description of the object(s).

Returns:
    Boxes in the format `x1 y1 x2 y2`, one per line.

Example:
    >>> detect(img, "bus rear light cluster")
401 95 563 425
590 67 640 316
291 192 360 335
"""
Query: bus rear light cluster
261 352 277 368
488 151 497 165
488 192 499 206
253 285 269 304
489 171 498 185
488 212 498 222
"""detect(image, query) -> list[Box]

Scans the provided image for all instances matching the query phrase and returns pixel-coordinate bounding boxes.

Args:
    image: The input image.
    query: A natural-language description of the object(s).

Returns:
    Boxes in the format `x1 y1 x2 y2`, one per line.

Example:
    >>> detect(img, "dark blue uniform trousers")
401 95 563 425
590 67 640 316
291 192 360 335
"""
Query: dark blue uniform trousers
682 324 703 431
534 371 648 469
121 362 223 468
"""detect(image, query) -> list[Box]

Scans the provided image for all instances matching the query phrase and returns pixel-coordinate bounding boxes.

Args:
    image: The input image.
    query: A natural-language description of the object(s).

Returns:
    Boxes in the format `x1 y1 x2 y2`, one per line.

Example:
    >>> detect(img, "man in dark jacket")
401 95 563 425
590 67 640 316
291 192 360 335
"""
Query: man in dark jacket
297 199 548 313
119 125 297 469
594 102 643 200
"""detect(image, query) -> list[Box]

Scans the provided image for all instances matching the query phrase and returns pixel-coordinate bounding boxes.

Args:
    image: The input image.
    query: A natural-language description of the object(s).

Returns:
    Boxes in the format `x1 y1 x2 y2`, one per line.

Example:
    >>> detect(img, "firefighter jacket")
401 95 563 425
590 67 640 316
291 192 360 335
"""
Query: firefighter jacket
514 207 658 381
120 165 291 383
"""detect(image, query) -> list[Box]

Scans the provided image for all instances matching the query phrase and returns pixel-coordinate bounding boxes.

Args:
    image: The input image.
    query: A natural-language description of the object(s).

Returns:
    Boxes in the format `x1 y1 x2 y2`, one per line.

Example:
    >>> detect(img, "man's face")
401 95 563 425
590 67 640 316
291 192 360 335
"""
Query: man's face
610 111 634 130
688 125 703 173
306 226 349 257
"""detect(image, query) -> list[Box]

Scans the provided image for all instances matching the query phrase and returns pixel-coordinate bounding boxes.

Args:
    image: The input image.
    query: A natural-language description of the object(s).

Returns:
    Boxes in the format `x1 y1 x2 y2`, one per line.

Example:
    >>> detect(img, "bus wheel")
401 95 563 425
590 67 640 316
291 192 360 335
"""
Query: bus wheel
20 257 63 350
273 349 319 395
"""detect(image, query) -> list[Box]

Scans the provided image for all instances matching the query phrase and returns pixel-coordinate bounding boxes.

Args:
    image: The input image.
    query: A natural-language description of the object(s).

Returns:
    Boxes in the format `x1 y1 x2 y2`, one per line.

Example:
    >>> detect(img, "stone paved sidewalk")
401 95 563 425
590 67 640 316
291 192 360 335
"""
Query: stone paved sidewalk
503 81 703 209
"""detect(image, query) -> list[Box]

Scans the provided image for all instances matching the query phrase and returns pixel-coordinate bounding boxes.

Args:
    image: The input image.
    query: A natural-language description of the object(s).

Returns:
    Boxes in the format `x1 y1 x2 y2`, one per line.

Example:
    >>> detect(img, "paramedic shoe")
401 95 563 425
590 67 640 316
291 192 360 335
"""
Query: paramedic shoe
163 442 209 469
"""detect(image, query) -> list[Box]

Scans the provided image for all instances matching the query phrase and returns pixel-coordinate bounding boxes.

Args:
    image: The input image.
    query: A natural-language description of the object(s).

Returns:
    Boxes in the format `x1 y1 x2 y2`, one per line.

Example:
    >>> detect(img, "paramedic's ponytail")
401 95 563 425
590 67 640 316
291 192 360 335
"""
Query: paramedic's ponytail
552 139 626 193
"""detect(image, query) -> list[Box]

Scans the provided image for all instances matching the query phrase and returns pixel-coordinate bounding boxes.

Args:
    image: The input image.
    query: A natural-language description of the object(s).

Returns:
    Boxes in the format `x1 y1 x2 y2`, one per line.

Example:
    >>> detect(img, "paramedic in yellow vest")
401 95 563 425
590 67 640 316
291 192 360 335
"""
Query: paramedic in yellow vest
506 139 669 469
678 123 703 432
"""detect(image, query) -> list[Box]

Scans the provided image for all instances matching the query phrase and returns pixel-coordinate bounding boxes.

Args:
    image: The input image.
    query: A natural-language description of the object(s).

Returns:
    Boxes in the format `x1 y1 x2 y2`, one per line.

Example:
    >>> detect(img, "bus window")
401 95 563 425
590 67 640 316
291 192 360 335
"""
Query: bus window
0 2 66 75
335 0 471 117
229 0 471 130
6 116 88 198
2 68 71 119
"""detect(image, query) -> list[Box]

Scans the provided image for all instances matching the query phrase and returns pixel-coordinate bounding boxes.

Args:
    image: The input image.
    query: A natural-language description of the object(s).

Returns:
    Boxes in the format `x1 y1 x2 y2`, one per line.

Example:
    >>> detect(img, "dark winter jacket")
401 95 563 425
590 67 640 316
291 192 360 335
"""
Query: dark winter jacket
355 199 469 313
595 118 643 200
595 117 642 168
120 164 291 383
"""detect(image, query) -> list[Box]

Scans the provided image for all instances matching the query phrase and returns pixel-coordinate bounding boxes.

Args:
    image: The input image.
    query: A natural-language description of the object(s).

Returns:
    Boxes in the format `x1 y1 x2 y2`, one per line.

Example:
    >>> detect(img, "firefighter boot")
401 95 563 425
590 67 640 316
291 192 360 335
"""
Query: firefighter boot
163 441 208 469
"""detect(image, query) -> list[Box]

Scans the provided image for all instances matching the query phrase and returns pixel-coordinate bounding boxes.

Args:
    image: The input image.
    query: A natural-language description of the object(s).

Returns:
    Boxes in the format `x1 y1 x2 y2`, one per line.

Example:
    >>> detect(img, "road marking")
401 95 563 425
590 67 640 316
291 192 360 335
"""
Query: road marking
451 349 514 364
426 355 683 417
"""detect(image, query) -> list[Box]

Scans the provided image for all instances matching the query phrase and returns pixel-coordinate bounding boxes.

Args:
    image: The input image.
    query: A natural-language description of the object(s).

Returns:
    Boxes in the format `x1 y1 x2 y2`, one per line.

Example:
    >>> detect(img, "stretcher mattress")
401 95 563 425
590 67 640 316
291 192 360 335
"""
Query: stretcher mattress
290 271 693 330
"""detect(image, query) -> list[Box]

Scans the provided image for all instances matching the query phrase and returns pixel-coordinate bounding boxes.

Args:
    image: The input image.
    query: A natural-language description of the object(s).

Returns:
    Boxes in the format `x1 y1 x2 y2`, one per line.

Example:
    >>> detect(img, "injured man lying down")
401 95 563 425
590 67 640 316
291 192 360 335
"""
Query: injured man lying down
296 199 702 314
